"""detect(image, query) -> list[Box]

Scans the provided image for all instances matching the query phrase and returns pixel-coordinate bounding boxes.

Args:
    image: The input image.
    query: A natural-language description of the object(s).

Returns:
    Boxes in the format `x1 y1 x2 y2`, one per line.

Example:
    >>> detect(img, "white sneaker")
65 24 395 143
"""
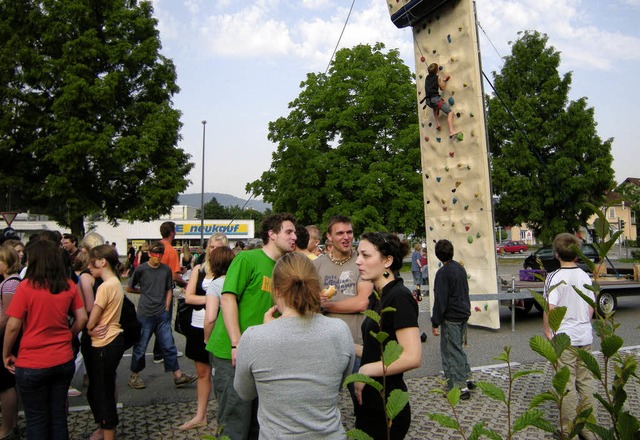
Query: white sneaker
153 351 183 363
177 351 184 358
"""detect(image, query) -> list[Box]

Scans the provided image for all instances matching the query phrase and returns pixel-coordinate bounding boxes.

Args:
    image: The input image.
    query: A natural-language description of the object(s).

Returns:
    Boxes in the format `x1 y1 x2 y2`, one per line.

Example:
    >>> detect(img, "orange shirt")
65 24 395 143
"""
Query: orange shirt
161 238 180 274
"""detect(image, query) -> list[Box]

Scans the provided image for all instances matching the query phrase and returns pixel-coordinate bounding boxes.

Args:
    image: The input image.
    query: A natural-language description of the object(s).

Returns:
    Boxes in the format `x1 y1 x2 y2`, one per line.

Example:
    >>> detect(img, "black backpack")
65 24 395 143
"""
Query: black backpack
120 295 141 350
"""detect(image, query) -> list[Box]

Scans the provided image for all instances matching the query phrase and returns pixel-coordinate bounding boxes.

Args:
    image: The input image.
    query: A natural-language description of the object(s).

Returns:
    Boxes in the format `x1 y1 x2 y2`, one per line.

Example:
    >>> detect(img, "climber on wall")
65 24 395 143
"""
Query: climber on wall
424 62 459 139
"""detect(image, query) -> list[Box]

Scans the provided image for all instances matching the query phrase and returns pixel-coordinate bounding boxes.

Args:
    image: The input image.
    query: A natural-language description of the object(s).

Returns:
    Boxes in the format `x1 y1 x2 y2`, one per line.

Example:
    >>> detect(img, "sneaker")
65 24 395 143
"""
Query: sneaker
460 388 471 400
420 332 428 343
67 387 81 397
128 374 146 389
174 374 197 388
153 357 163 364
177 351 184 358
466 380 477 390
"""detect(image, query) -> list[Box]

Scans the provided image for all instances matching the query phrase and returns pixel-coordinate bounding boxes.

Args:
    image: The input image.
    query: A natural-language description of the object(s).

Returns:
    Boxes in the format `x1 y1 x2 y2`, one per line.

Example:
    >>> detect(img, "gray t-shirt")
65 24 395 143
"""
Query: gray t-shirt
127 262 173 317
234 314 354 440
313 253 365 344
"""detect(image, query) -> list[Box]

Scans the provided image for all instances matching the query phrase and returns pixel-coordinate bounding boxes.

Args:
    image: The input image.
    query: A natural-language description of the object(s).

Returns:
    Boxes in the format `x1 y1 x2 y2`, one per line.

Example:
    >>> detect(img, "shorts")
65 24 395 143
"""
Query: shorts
185 325 209 364
428 96 451 114
412 271 423 286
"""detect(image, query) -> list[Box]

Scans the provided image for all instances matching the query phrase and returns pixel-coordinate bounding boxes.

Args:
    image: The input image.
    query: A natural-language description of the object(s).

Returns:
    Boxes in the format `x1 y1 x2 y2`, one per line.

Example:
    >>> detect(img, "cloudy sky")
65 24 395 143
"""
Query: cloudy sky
150 0 640 200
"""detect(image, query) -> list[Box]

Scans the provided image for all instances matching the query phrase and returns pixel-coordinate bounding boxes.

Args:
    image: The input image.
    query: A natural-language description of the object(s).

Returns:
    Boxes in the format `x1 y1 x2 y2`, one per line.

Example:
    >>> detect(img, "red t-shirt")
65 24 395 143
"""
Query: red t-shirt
6 279 84 369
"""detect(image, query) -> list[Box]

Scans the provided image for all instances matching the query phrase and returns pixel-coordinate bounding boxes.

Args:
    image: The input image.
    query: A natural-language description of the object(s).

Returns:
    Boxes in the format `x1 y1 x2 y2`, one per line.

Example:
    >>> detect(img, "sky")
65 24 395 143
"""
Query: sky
149 0 640 200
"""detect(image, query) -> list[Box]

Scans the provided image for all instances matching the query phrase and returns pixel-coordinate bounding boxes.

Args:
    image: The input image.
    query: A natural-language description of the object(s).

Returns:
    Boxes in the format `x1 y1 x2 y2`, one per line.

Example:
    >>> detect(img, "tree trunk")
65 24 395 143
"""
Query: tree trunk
70 216 85 239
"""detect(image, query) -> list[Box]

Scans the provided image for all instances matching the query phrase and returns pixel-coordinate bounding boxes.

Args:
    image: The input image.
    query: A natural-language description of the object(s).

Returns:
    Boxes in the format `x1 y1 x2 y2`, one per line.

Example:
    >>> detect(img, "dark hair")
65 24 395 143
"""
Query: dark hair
62 233 78 245
326 215 352 235
272 252 321 317
24 240 71 294
295 225 310 249
209 247 235 278
428 63 439 75
160 221 176 239
435 239 454 263
89 244 122 278
360 232 409 272
553 233 580 262
0 244 21 274
260 213 296 244
38 230 62 244
150 241 165 254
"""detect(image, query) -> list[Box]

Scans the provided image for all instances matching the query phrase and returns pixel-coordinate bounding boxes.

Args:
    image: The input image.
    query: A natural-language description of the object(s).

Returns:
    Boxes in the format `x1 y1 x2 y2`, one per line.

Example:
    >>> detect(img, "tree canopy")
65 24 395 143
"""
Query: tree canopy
247 43 422 236
487 31 614 243
0 0 192 236
196 196 269 223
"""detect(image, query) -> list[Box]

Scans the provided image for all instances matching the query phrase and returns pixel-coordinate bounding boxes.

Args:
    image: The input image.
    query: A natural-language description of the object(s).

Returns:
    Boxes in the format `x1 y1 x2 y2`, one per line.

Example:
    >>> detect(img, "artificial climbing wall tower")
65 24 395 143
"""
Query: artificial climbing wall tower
387 0 500 328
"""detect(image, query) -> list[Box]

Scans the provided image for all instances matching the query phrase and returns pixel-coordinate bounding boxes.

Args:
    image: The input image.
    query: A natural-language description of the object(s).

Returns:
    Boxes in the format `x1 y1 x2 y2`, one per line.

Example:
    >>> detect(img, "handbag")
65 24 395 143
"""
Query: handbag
120 295 141 350
174 298 193 336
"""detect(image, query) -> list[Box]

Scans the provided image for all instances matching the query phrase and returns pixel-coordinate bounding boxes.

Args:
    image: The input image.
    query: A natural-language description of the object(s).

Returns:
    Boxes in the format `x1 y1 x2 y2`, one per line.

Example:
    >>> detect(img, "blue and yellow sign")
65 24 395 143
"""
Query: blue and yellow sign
176 222 250 236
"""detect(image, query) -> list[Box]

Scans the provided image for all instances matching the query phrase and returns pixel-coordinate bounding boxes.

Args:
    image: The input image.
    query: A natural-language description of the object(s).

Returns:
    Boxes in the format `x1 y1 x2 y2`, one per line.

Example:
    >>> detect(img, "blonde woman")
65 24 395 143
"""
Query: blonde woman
234 252 354 438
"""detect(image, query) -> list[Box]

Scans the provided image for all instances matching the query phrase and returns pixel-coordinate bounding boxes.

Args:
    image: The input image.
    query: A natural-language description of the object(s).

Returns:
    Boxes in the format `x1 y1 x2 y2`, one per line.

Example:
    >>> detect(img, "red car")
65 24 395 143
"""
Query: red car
496 240 528 254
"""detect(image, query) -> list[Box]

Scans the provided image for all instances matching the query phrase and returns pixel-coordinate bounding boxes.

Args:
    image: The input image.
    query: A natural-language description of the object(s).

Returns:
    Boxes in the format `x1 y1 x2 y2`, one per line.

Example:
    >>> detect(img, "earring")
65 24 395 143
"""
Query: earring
383 270 390 278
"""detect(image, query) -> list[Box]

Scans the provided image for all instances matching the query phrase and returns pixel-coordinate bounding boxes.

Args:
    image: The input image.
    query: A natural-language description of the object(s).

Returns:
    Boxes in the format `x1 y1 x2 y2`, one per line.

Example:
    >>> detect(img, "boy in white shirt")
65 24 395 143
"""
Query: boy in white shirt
543 233 597 440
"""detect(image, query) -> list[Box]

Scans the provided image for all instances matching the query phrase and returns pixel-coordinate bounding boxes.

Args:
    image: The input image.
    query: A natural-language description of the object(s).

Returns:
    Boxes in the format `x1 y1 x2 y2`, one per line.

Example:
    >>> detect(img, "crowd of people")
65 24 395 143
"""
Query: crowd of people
0 218 597 439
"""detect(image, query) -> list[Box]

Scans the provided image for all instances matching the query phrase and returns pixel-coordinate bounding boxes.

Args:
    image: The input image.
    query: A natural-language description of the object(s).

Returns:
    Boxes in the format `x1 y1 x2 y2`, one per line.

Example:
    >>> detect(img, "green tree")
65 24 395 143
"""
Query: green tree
615 180 640 240
197 196 229 220
0 0 192 236
247 43 422 236
487 31 614 243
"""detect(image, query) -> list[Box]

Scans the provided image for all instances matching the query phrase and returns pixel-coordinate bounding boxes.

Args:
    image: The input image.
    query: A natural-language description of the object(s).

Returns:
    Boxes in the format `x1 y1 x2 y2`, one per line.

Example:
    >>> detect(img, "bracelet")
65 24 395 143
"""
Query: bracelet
231 345 238 349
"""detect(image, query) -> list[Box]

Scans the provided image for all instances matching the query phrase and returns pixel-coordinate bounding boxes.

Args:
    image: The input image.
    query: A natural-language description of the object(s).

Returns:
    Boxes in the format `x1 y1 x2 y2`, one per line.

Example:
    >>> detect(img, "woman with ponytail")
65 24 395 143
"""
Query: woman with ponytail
234 252 355 439
86 245 126 440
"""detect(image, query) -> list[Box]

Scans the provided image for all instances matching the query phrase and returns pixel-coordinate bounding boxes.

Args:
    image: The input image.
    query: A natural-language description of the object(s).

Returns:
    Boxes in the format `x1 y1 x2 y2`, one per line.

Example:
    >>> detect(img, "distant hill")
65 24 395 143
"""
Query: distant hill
179 193 271 213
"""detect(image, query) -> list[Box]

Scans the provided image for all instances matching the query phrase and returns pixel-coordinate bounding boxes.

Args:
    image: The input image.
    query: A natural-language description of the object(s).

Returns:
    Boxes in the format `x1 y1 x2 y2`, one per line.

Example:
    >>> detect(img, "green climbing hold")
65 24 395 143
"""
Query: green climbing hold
467 236 473 244
456 132 464 141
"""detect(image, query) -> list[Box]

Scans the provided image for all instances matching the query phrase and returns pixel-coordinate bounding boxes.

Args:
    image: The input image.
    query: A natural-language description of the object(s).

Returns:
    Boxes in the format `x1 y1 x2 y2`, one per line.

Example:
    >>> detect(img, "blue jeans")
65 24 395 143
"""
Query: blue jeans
130 311 179 373
16 359 75 440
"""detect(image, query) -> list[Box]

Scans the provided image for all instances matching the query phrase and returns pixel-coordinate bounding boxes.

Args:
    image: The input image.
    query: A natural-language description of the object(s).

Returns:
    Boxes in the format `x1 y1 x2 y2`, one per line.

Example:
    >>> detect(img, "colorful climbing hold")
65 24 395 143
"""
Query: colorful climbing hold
465 225 470 231
448 97 455 105
484 303 488 311
455 181 461 187
440 198 445 204
456 132 464 141
451 188 456 193
467 236 473 243
444 166 449 171
474 306 481 312
436 137 441 143
436 177 441 182
476 232 481 238
456 112 461 118
464 205 469 210
420 56 425 62
447 34 452 43
452 197 457 204
449 151 454 157
424 136 429 141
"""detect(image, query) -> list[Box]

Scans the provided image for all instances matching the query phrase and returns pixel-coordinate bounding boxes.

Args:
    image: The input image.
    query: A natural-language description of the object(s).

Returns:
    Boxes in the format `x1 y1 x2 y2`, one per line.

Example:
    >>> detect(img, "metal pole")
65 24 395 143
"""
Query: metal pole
200 120 207 248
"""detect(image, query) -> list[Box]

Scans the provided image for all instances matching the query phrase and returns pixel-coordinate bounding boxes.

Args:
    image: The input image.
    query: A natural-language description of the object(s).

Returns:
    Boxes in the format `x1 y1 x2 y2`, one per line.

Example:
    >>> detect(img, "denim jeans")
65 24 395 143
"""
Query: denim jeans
130 311 179 373
16 359 75 440
440 320 471 389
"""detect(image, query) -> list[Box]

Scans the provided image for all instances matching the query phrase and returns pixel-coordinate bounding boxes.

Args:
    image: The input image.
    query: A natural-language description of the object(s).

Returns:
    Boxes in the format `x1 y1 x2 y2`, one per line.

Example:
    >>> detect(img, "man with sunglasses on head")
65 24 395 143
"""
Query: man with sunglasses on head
125 241 196 390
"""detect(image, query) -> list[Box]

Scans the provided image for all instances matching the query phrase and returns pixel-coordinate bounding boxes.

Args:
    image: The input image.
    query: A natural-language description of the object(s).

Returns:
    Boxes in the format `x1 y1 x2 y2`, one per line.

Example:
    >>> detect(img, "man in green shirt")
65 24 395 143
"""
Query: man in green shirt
207 213 297 440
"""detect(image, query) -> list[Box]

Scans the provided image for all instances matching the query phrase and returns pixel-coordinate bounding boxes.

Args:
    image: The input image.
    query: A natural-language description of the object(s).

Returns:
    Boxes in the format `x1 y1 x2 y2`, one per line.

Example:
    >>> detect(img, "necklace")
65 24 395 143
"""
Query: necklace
328 250 352 266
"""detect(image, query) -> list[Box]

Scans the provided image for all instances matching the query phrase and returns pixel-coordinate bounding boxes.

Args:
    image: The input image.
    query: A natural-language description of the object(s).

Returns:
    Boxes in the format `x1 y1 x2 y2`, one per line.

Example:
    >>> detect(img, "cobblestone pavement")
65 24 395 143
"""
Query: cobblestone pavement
46 348 638 439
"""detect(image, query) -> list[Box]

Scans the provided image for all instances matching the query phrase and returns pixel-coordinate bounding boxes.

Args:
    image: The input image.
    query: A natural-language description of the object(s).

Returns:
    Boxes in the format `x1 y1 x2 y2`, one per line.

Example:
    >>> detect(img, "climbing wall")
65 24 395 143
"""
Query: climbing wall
387 0 500 328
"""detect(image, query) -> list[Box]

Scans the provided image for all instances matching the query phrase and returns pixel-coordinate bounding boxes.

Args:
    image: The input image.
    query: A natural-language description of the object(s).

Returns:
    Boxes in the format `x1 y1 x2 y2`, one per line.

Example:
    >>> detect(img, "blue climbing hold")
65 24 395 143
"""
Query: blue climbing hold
448 97 455 105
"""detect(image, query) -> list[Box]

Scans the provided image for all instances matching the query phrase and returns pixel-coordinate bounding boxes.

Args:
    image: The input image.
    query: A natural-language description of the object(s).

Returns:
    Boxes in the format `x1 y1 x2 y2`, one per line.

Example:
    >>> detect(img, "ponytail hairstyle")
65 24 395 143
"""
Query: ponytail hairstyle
360 232 410 272
272 252 322 317
89 244 122 279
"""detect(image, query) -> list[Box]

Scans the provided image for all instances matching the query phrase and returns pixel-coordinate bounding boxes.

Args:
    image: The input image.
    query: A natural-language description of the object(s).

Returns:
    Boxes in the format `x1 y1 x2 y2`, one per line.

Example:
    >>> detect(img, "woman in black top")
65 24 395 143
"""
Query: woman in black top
354 232 422 440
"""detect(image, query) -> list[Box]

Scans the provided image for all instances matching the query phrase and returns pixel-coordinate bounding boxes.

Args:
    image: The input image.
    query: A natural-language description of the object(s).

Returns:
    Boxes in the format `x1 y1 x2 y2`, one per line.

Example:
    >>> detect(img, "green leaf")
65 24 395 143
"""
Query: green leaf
386 389 410 421
380 306 397 314
373 331 389 344
552 333 572 359
531 291 547 312
529 391 558 408
513 409 555 433
382 340 403 367
476 381 506 402
447 387 461 407
530 335 557 363
616 411 640 440
428 413 460 430
601 334 623 358
553 366 570 394
548 306 567 333
587 423 613 440
512 369 544 381
346 429 375 440
361 310 380 324
342 373 382 392
577 349 601 380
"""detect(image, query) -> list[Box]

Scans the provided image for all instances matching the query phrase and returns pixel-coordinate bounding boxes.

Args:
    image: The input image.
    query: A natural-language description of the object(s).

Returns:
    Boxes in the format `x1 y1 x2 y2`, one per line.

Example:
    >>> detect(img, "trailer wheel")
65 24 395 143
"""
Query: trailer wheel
597 292 617 316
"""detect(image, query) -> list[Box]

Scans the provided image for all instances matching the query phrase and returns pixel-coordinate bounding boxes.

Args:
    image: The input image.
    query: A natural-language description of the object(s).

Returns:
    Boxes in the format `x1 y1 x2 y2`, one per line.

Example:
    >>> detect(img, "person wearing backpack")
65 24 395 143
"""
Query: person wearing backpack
86 245 126 440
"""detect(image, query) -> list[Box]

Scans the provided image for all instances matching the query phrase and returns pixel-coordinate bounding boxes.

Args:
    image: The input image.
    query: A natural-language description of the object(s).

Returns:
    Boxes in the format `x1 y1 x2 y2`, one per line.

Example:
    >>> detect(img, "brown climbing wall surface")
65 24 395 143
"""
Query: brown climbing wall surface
388 0 500 329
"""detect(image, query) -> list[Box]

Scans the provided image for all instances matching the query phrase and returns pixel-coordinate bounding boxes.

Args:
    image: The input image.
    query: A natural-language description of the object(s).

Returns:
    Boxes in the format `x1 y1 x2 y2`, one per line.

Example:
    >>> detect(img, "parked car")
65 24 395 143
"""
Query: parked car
523 243 601 272
496 240 528 254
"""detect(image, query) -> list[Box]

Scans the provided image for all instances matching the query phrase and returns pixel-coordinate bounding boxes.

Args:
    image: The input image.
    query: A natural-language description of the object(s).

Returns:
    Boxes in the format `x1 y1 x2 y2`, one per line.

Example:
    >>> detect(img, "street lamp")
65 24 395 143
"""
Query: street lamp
200 120 207 248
